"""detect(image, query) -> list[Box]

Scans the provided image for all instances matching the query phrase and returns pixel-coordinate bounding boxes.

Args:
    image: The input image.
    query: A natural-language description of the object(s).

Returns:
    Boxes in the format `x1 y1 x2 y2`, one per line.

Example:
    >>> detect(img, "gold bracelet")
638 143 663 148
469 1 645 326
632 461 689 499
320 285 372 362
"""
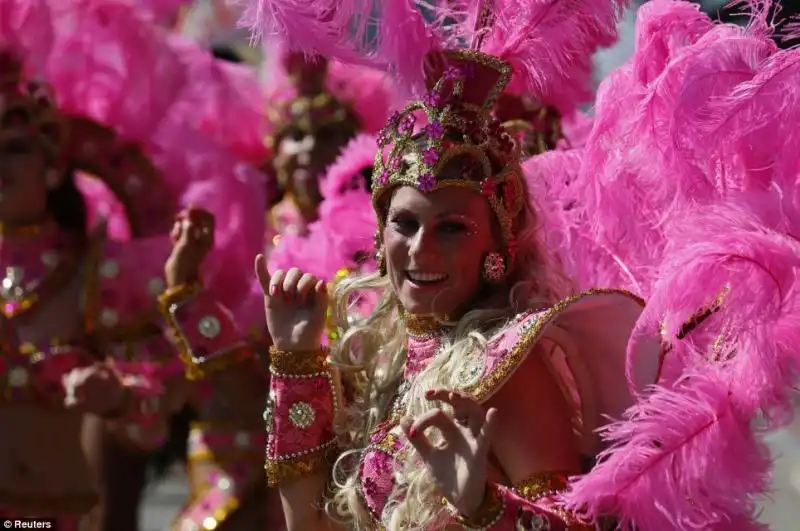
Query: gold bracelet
268 345 328 375
452 483 505 529
264 445 336 487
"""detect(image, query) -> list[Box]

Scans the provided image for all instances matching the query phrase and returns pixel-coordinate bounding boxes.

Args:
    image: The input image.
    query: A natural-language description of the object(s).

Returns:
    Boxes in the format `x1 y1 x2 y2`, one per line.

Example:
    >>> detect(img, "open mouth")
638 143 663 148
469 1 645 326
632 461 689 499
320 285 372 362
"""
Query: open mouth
405 270 449 286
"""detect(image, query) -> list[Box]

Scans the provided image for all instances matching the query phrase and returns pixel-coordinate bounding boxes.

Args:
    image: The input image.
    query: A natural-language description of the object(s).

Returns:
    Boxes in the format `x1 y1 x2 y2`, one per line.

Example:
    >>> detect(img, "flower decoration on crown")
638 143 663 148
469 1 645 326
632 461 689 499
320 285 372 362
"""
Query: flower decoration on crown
372 50 527 261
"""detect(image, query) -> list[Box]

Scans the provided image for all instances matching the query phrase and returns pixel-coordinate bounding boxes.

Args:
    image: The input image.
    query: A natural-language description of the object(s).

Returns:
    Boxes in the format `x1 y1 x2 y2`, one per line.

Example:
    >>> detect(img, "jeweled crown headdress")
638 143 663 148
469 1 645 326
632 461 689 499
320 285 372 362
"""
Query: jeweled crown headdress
372 49 526 270
265 52 360 150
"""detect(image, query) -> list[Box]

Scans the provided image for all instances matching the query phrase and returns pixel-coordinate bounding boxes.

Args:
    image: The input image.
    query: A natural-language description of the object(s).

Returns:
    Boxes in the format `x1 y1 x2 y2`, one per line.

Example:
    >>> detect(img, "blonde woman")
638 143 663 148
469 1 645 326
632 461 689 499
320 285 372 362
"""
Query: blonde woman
254 40 664 530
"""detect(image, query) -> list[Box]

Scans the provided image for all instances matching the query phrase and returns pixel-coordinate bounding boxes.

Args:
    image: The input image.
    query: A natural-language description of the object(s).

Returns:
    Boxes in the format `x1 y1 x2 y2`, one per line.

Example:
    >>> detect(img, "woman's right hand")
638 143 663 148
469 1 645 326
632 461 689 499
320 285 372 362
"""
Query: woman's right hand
255 255 328 351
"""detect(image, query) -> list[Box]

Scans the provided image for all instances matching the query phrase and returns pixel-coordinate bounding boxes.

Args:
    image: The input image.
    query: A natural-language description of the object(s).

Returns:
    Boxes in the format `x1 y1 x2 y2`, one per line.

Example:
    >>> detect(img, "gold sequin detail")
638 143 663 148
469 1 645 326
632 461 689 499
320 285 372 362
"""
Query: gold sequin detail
512 471 571 502
401 312 451 338
268 345 329 375
463 288 648 403
264 446 335 487
288 401 316 429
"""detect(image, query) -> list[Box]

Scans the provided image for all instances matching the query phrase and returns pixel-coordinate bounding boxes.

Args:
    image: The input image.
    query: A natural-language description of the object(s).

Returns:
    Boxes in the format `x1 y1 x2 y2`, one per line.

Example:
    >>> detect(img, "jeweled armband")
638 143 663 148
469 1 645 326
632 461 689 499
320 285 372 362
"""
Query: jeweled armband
158 283 251 380
264 346 339 487
451 483 589 531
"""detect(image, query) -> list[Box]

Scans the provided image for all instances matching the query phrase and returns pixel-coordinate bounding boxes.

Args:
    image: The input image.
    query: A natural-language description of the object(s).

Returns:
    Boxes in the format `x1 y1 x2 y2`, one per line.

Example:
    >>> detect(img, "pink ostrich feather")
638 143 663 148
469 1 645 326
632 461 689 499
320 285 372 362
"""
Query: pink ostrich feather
573 0 786 300
269 134 378 280
2 0 268 327
481 0 627 114
628 191 800 422
243 0 627 103
166 35 270 166
561 366 772 531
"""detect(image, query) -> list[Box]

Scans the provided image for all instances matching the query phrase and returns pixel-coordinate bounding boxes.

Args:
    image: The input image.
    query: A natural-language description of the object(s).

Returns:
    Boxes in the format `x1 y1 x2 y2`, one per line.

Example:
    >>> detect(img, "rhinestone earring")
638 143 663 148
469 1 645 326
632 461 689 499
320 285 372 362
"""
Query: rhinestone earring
482 252 506 283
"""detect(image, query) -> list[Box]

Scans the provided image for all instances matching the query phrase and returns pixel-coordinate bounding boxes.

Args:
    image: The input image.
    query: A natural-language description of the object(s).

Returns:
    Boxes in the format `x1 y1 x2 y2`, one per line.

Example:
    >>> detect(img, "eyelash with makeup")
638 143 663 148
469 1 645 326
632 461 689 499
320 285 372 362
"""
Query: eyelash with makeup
389 214 478 237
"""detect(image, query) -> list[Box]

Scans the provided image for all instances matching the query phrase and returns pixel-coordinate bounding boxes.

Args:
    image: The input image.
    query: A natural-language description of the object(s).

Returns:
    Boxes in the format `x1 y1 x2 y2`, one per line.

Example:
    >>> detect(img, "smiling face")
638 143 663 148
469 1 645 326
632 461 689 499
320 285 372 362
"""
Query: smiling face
275 123 356 219
383 185 498 318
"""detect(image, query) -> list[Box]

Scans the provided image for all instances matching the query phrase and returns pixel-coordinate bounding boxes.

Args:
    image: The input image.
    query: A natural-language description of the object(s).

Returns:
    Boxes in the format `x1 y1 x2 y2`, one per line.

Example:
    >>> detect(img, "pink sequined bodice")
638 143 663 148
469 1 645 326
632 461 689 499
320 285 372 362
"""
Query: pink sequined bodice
355 311 547 527
356 329 443 526
0 225 96 403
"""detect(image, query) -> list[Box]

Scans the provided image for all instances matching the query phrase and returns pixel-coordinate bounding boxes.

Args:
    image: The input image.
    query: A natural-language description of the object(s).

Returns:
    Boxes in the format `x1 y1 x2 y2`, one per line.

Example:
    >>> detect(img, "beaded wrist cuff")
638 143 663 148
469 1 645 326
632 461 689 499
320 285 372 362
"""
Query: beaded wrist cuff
268 345 328 374
451 483 583 531
265 346 339 487
158 283 250 380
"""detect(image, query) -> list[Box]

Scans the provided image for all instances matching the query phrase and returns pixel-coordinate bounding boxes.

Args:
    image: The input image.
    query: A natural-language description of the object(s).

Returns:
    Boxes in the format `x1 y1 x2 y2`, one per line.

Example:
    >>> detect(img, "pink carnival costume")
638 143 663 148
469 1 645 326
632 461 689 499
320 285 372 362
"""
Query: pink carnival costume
0 1 267 530
243 0 672 529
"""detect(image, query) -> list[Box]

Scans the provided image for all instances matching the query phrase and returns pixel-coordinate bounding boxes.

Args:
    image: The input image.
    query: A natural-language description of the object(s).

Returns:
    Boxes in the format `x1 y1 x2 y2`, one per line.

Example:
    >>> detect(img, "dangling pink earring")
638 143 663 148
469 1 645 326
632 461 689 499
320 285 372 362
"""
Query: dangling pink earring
482 252 506 283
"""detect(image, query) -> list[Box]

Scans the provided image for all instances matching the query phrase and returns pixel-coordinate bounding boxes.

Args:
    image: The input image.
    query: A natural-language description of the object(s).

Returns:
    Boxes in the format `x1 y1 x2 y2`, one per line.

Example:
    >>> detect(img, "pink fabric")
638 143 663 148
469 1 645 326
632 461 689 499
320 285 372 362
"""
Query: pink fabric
267 374 335 459
165 290 249 369
96 236 172 329
2 348 91 405
179 426 268 530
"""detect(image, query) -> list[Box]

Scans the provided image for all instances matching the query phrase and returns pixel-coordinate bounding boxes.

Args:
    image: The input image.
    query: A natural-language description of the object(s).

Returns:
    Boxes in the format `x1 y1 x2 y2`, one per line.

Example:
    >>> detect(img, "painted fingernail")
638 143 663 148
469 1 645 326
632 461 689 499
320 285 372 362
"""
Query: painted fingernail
408 427 417 438
425 390 435 398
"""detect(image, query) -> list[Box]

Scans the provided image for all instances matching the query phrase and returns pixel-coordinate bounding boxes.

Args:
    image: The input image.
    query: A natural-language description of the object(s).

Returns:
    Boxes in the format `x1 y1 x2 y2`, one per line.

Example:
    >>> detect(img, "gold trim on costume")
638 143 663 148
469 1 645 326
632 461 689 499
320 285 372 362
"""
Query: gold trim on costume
264 445 336 488
462 288 652 403
268 345 329 375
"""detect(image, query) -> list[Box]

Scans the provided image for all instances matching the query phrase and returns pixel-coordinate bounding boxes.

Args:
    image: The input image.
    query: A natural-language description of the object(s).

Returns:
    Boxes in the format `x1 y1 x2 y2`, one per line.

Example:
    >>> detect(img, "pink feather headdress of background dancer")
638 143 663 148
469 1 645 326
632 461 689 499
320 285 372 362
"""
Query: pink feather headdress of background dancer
268 133 379 280
243 0 623 162
0 0 268 328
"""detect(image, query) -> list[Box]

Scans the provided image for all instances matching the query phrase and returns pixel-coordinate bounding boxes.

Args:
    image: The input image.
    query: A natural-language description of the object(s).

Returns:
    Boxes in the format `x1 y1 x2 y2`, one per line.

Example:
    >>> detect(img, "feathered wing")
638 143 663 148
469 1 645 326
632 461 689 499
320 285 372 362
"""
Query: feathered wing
559 1 800 527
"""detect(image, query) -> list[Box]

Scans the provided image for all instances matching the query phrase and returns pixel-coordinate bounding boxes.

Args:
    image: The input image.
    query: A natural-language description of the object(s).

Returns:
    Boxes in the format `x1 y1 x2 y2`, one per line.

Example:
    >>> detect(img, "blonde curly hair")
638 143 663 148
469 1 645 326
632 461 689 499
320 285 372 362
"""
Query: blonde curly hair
323 181 573 530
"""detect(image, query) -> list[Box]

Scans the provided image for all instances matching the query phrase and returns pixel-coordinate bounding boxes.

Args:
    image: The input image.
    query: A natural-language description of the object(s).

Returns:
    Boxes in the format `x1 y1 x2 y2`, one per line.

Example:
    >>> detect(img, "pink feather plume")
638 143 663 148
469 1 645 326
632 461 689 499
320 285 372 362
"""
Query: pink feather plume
242 0 627 106
561 367 772 530
269 134 379 280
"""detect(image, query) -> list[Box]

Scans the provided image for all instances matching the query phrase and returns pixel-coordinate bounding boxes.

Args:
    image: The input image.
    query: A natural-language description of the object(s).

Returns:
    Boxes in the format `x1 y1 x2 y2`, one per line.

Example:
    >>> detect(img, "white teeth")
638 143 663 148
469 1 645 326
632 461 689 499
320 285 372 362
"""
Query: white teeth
407 271 447 282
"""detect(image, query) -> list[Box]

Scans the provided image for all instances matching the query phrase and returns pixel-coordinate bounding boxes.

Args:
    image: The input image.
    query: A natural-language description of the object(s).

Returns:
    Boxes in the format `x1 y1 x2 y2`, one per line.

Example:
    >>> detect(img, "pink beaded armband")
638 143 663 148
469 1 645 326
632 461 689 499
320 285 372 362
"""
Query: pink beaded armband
158 283 251 380
264 346 339 487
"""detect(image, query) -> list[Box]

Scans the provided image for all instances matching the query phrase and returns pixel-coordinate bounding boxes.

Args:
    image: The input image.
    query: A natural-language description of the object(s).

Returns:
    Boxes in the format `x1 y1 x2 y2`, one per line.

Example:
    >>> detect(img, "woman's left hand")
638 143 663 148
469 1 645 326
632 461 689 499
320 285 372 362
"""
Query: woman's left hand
63 363 126 416
400 390 499 517
165 206 215 288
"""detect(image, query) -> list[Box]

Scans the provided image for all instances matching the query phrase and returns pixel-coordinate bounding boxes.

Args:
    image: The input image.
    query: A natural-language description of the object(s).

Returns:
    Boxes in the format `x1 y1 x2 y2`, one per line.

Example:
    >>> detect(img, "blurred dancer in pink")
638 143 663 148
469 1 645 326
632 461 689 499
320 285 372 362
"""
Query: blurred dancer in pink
0 1 269 529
